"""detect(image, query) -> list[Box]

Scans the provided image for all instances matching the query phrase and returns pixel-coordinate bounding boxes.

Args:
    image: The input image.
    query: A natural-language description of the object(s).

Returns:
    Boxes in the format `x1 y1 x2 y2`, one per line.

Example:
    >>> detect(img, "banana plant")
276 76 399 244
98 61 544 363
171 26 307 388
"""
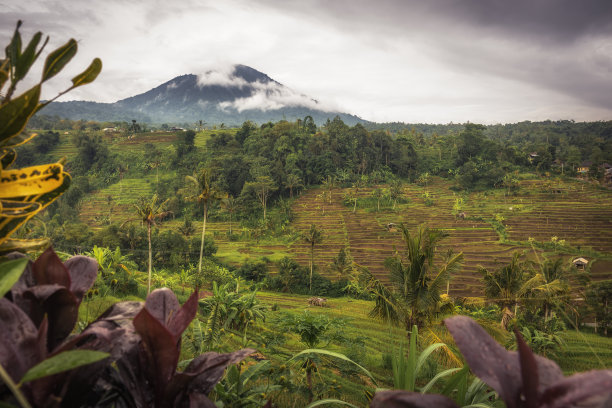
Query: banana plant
214 360 281 407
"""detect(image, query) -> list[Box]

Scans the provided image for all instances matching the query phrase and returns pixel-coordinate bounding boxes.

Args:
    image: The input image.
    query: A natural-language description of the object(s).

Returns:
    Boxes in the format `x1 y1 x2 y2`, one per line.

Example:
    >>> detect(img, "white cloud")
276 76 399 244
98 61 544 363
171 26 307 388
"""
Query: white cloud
221 79 326 112
197 66 249 88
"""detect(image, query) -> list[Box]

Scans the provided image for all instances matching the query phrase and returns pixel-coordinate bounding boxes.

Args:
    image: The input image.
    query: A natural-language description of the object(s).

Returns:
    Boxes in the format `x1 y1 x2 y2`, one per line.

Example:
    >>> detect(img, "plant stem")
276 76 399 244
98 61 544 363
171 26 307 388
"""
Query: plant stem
0 363 32 408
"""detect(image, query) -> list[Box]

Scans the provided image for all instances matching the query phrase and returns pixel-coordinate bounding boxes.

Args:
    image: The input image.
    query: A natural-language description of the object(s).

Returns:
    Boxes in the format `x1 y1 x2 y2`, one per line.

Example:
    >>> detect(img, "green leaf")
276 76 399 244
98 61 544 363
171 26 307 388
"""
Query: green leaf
0 257 27 298
42 39 77 82
71 58 101 88
305 399 360 408
420 367 462 394
289 348 376 385
6 21 22 68
19 350 109 384
415 342 447 376
0 85 40 145
14 32 42 82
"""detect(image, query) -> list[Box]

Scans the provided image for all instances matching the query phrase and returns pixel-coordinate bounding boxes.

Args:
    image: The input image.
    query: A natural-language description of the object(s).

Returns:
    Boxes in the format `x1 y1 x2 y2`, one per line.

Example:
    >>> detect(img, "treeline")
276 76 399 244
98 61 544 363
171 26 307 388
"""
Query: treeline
21 116 612 227
20 116 612 243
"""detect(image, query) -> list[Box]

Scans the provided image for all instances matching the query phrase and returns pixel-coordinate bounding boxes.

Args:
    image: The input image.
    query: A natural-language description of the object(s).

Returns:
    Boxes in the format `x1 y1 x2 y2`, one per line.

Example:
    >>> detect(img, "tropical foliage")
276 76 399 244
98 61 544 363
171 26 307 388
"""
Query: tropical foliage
368 224 464 329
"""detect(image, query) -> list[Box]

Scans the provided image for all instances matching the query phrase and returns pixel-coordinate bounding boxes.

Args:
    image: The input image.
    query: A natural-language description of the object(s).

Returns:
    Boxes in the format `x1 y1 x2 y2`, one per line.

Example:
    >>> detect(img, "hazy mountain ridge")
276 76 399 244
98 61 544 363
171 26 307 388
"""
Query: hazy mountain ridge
40 65 366 126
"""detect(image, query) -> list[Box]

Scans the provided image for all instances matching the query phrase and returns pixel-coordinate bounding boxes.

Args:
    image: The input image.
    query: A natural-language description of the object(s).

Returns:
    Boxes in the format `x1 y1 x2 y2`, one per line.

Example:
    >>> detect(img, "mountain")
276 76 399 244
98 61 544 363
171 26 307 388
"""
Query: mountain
40 65 366 126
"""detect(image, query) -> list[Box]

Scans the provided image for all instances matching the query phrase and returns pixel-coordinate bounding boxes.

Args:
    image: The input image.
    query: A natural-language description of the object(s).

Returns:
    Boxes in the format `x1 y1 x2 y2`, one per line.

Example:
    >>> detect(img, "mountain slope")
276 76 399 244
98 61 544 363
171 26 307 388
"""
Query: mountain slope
40 65 366 126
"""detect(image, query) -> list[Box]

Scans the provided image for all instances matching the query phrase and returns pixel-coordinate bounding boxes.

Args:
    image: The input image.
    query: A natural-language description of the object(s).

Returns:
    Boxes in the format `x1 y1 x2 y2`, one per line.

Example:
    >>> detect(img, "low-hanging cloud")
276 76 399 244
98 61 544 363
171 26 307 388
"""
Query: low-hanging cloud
218 79 327 112
197 65 250 88
196 64 334 112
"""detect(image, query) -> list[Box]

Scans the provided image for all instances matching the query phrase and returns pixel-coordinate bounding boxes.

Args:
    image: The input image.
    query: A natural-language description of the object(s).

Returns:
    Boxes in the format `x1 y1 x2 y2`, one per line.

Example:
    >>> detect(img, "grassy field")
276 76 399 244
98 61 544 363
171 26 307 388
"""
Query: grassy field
78 289 612 406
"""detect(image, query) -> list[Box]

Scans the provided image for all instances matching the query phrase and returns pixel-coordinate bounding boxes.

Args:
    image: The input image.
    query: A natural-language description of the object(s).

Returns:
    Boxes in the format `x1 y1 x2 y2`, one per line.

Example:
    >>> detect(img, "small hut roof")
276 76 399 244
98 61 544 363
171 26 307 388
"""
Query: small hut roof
572 257 589 265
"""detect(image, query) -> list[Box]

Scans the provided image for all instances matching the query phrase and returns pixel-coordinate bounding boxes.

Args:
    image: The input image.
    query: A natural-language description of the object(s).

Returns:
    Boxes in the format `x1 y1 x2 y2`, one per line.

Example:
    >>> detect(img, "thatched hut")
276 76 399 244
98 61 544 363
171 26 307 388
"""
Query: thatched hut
572 257 589 269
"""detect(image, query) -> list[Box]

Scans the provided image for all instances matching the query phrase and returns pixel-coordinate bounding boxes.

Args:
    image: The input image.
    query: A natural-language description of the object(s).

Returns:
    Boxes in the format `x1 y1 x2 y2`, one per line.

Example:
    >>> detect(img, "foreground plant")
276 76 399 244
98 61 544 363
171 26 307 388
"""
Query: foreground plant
0 248 254 407
104 287 254 407
0 20 101 254
0 249 111 407
371 316 612 408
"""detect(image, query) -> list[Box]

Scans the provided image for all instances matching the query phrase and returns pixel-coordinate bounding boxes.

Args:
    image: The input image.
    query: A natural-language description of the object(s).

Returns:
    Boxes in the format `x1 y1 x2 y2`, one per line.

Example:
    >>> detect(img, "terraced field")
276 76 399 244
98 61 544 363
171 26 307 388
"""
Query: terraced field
80 176 157 226
78 171 612 298
287 177 612 298
287 183 520 297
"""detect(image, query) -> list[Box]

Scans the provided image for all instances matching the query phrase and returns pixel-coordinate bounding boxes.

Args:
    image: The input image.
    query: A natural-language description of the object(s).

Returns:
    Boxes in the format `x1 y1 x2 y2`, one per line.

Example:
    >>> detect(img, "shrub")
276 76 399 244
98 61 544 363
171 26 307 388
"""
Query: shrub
237 260 269 282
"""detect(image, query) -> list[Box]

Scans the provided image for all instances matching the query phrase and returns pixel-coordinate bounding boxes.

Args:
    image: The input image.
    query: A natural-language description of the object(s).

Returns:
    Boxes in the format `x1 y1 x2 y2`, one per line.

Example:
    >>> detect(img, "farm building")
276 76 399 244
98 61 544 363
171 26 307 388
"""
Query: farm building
577 161 592 176
572 257 589 269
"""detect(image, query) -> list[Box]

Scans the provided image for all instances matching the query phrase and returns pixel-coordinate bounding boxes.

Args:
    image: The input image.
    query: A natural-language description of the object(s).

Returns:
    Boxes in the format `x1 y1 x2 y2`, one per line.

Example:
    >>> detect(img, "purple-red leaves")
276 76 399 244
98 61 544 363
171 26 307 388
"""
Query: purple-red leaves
166 349 255 406
370 390 459 408
133 306 180 401
371 316 612 408
8 248 98 352
123 289 253 407
144 287 182 326
444 316 612 408
539 370 612 408
64 255 97 305
1 249 252 407
445 315 565 408
32 247 71 288
515 327 539 408
0 298 41 382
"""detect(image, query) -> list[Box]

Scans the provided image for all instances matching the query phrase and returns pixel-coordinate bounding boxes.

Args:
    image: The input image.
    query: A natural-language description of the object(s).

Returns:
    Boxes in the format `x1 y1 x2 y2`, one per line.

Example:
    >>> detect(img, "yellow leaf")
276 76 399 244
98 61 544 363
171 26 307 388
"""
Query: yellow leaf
0 163 64 198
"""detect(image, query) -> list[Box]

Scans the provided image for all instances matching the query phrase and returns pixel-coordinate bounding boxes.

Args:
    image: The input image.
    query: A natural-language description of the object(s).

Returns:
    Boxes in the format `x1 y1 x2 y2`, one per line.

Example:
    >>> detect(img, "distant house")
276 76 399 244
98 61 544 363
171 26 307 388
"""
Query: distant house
577 161 592 176
528 152 539 163
572 257 589 269
102 127 117 132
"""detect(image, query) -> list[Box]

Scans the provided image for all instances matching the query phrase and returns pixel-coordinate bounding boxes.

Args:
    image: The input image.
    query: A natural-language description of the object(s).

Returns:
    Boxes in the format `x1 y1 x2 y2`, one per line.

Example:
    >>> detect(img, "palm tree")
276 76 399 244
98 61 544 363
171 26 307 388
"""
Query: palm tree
132 194 169 294
526 257 570 320
220 195 239 235
185 169 227 279
369 224 464 329
303 224 323 293
480 252 536 328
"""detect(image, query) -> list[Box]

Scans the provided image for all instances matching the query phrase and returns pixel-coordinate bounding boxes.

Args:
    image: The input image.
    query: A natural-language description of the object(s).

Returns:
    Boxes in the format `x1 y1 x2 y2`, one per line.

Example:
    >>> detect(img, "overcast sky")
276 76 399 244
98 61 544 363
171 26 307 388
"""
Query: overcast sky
3 0 612 124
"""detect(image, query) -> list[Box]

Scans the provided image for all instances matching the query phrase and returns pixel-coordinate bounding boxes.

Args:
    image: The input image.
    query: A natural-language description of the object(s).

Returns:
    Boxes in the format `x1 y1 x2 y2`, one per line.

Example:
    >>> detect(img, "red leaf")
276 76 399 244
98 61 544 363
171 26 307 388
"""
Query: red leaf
145 288 180 327
445 316 523 407
370 390 460 408
514 328 539 408
23 285 78 351
183 349 254 395
540 370 612 408
64 255 98 305
165 349 254 404
167 291 198 339
0 298 42 382
32 247 71 288
445 316 564 408
133 306 179 400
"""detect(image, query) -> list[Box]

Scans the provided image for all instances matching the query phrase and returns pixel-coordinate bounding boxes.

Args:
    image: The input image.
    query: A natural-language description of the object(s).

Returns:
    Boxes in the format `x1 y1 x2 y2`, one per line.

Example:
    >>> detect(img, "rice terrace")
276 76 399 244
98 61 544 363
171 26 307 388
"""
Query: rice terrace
3 4 612 408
